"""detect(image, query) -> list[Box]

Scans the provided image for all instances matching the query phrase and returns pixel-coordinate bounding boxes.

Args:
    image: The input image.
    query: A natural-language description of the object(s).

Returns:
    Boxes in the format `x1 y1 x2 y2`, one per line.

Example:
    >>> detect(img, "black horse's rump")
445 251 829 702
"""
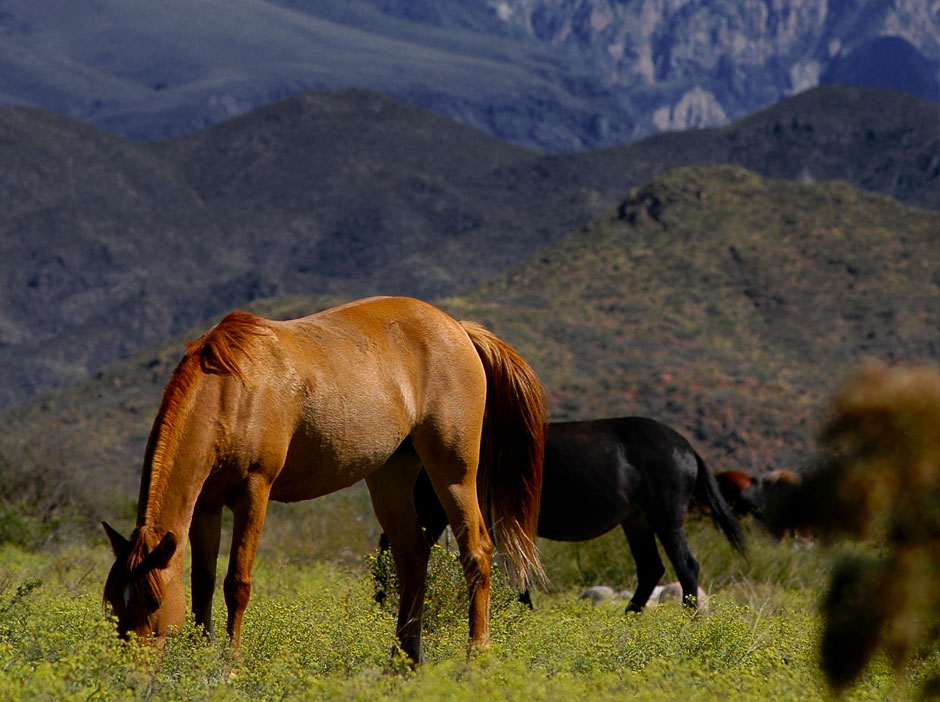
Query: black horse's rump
378 416 745 611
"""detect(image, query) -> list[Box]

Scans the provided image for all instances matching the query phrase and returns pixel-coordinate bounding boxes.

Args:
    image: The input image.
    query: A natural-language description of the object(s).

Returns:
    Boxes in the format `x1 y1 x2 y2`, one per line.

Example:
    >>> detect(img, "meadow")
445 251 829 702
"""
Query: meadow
0 501 935 702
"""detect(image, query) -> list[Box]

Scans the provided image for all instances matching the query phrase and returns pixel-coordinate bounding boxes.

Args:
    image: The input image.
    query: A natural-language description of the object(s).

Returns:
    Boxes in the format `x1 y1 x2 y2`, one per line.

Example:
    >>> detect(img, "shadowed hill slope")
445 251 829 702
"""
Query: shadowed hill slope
0 86 936 409
1 166 936 534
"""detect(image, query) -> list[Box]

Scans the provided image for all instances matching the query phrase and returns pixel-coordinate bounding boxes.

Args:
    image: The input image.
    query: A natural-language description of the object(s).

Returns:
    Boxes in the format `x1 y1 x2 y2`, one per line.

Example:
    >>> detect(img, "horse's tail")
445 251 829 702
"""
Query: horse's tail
459 320 549 591
694 452 747 556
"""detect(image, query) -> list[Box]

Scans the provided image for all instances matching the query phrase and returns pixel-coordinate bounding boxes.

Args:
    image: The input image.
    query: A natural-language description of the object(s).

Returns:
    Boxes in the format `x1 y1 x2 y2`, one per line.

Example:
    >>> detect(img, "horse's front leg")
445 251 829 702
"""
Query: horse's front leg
224 476 272 647
621 518 665 612
190 498 223 638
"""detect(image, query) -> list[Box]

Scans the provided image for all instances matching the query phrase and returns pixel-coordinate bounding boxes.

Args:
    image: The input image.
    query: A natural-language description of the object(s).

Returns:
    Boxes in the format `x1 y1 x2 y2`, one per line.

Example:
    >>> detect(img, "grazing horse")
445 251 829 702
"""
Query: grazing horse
714 470 763 517
103 296 547 663
714 469 810 541
380 417 745 611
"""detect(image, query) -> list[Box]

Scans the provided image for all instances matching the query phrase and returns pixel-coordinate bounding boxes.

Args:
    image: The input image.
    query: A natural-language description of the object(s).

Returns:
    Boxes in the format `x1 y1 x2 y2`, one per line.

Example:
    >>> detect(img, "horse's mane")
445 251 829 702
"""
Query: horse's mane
189 310 272 381
138 311 273 522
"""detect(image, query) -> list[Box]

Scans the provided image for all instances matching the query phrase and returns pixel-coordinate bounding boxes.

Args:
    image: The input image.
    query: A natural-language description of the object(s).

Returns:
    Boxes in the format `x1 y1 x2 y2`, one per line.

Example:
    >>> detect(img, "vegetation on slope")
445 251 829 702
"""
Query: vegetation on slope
447 165 939 479
1 86 936 408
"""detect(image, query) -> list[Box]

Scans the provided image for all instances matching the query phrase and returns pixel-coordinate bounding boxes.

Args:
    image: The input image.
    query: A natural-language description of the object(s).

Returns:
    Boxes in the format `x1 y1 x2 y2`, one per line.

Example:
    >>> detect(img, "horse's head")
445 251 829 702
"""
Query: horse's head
102 522 184 641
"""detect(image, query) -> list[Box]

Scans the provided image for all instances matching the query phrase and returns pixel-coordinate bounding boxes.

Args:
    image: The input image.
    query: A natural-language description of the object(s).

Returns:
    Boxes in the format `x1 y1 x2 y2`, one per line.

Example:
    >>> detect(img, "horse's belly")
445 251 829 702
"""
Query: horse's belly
268 465 363 502
536 464 633 541
269 425 405 502
537 500 629 542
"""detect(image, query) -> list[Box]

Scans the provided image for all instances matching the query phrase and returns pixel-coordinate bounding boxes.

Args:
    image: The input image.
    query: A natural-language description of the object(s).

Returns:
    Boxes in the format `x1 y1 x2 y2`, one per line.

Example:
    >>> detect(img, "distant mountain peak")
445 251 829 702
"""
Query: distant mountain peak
0 0 935 150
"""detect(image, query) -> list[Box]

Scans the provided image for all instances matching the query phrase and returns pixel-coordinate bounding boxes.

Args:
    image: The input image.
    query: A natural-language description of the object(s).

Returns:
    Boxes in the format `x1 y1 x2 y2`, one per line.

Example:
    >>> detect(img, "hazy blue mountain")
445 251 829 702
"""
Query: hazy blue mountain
0 0 936 150
821 36 939 100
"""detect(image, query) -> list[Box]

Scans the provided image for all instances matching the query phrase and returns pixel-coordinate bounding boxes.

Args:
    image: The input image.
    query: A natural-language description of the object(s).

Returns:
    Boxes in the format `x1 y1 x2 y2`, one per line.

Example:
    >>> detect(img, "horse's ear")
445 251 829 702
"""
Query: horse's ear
142 530 178 571
102 521 130 557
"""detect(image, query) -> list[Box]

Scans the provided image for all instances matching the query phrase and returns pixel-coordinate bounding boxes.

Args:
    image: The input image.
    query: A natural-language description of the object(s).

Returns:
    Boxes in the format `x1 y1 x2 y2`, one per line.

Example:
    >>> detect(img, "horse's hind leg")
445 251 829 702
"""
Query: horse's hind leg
621 516 666 612
430 476 493 651
366 450 428 663
190 498 223 638
413 431 493 652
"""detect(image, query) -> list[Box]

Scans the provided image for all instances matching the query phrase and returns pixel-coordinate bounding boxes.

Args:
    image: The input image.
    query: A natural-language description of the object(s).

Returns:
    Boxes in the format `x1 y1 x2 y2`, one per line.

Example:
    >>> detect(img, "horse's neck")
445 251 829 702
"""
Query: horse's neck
136 403 216 539
140 347 232 536
137 463 207 539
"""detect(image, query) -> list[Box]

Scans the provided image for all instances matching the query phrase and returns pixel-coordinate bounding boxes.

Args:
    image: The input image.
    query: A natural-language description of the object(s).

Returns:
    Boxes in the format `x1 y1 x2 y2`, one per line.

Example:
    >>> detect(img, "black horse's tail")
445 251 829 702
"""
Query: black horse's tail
694 452 746 555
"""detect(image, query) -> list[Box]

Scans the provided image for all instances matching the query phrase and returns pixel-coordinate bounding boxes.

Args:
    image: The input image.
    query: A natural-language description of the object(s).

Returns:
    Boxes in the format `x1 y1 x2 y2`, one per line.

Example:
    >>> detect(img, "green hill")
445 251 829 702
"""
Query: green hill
446 166 939 474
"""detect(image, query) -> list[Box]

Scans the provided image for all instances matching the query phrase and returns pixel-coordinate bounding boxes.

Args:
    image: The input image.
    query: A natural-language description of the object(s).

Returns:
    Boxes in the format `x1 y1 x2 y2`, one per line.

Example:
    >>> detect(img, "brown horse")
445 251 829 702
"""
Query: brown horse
103 296 547 663
714 469 810 541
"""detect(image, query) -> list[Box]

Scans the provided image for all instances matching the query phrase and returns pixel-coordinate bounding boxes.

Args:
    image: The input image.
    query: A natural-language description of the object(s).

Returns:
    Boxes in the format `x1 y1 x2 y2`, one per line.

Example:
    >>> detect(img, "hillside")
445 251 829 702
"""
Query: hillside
1 166 936 534
0 86 935 408
0 90 577 407
447 166 939 474
0 105 227 398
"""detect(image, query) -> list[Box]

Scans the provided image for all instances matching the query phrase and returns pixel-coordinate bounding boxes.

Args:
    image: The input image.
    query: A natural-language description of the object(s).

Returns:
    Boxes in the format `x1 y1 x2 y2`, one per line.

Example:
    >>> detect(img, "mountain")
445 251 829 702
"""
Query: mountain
1 166 936 528
0 0 936 151
579 85 940 211
821 36 940 100
0 85 936 409
0 89 596 408
0 0 628 151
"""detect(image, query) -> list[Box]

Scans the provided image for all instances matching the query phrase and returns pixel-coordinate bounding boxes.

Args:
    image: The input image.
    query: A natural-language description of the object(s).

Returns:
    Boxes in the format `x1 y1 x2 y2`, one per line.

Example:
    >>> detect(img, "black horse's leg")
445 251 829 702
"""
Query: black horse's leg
366 456 429 664
655 525 700 608
374 468 450 605
190 498 223 639
413 468 450 545
621 517 665 612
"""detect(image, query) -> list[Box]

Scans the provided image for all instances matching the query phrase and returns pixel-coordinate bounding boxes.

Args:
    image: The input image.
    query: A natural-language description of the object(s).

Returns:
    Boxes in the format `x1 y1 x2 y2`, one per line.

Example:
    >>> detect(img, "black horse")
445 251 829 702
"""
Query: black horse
379 416 745 611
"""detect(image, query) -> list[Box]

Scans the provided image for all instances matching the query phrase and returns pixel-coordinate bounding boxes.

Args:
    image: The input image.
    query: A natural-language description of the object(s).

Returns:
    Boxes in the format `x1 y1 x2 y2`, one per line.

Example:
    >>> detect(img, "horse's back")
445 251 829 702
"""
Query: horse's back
537 417 699 541
547 417 696 476
264 297 487 499
279 297 474 370
537 419 641 540
276 296 484 421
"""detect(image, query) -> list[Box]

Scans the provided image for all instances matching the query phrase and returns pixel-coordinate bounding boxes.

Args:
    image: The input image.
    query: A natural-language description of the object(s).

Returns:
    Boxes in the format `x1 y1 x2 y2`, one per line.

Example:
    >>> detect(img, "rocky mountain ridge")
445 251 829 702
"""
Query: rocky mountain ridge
0 0 936 151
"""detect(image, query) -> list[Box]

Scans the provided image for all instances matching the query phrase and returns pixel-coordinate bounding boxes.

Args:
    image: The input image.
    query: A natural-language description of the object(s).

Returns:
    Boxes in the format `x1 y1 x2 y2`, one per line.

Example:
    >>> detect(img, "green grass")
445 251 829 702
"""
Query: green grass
0 522 935 701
